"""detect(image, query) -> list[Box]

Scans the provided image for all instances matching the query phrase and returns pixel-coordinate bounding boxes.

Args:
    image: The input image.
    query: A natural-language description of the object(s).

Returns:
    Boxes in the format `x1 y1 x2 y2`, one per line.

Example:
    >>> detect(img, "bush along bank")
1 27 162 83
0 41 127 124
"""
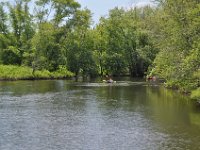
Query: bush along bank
147 70 200 101
0 65 74 80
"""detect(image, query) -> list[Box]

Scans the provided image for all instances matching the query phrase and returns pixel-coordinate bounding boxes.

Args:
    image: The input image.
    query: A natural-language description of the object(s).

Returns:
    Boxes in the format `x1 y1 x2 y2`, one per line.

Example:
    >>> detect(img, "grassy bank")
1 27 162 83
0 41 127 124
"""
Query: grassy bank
0 65 74 80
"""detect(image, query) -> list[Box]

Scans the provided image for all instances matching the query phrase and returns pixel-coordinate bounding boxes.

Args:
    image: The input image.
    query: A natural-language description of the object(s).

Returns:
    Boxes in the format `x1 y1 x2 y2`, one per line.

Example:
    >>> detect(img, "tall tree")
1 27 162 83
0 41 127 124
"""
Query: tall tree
96 7 157 77
149 0 200 92
0 2 9 53
93 18 108 77
65 9 96 80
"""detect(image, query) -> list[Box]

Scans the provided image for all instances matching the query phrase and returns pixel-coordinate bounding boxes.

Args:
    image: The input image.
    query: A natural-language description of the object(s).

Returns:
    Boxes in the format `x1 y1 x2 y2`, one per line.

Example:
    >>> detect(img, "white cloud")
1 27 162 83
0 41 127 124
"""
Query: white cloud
136 1 152 7
130 0 156 8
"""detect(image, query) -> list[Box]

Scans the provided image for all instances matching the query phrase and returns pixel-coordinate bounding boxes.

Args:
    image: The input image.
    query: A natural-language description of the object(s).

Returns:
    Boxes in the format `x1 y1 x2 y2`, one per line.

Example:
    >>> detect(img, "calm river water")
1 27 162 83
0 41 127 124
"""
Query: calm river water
0 80 200 150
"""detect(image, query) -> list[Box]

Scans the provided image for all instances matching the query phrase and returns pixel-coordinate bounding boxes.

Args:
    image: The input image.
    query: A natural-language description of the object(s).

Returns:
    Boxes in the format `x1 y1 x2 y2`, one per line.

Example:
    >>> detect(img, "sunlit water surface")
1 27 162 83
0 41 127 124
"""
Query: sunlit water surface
0 80 200 150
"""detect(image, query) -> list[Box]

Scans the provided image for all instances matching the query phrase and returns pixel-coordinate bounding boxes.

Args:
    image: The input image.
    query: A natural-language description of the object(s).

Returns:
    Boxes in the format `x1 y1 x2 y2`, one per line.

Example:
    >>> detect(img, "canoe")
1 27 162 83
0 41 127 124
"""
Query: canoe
102 80 116 83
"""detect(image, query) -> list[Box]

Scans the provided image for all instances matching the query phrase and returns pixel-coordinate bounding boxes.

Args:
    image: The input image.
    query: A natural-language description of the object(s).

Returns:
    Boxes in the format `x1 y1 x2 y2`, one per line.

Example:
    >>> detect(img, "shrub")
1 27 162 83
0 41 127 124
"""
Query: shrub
191 88 200 100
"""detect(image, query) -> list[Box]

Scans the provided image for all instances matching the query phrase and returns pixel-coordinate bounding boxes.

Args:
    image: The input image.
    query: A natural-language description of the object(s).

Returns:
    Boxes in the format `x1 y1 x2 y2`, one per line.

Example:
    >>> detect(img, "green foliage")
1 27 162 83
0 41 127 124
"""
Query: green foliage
0 65 73 80
148 0 200 95
0 1 157 80
104 53 126 76
0 2 8 34
1 46 21 65
65 9 96 78
30 22 64 71
34 66 74 79
94 7 157 77
33 70 51 78
0 0 198 102
50 65 74 78
191 88 200 100
0 33 10 50
35 0 80 24
0 65 33 80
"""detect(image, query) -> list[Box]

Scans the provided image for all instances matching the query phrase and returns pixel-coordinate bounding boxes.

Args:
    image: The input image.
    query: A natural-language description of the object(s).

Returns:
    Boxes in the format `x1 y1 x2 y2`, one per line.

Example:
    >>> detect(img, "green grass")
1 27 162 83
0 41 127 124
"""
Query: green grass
0 65 74 80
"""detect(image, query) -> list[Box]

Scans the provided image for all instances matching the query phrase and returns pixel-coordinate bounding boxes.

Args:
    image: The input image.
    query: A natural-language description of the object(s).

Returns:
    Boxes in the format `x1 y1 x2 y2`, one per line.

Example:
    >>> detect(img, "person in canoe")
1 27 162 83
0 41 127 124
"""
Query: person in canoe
103 74 115 83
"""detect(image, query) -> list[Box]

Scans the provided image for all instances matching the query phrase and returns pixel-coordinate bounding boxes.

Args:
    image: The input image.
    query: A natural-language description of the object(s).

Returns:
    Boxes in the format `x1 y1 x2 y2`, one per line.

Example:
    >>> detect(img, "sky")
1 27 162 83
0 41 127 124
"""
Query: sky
0 0 154 25
76 0 153 24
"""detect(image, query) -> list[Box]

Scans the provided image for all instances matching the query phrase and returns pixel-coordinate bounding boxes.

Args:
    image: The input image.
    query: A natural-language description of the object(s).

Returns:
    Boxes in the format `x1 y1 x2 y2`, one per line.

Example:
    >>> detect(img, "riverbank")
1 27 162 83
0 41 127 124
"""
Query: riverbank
0 65 74 81
1 65 199 101
163 81 200 101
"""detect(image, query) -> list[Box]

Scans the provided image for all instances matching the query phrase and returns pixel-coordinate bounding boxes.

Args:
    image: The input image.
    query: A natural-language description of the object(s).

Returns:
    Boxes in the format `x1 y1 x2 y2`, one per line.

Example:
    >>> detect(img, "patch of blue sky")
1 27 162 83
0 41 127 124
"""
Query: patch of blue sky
76 0 154 24
0 0 155 25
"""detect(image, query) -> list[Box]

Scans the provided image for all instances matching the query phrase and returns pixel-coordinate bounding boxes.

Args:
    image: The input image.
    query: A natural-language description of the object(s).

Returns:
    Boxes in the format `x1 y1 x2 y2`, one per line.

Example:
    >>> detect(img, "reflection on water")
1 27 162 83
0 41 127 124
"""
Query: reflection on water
0 80 200 150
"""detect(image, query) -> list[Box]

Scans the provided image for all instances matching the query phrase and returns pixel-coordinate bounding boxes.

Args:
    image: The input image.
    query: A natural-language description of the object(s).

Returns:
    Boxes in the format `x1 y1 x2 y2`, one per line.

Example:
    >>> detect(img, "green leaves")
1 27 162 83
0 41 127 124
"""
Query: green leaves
35 0 80 25
65 10 96 78
147 0 200 97
95 7 157 77
0 3 8 34
0 0 198 100
1 46 21 65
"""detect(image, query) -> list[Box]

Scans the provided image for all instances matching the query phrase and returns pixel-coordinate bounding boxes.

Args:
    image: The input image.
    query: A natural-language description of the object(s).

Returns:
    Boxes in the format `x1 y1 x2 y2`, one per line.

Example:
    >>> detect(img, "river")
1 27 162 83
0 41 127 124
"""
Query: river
0 80 200 150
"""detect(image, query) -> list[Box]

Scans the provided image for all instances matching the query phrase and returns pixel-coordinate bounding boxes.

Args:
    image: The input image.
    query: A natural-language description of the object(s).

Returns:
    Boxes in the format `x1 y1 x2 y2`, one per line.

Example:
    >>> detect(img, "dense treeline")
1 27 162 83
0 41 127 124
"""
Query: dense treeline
0 0 157 79
0 0 199 99
147 0 200 99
